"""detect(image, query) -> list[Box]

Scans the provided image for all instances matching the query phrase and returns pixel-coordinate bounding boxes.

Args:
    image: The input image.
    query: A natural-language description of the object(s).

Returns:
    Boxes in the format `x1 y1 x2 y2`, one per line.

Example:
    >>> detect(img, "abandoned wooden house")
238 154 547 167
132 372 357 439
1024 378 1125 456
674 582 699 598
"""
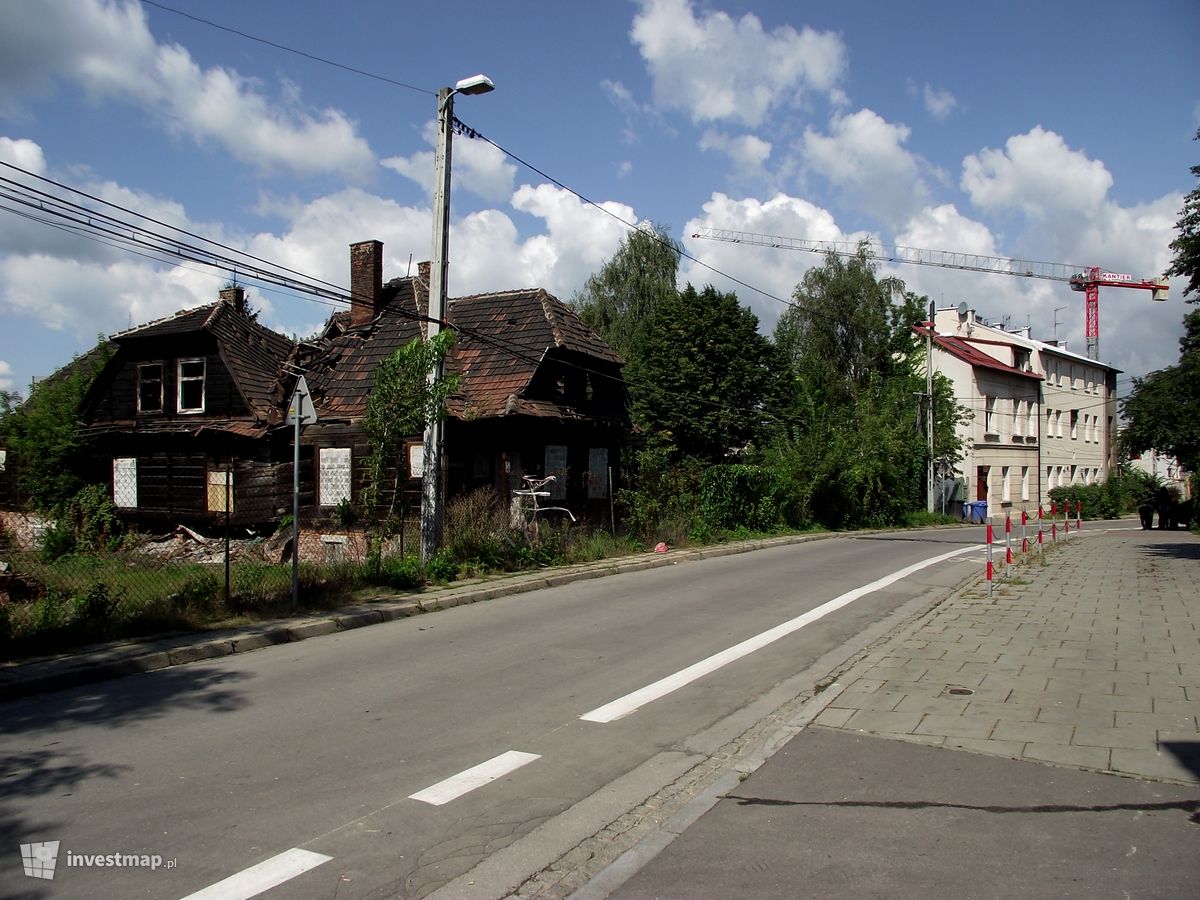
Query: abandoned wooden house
61 239 630 533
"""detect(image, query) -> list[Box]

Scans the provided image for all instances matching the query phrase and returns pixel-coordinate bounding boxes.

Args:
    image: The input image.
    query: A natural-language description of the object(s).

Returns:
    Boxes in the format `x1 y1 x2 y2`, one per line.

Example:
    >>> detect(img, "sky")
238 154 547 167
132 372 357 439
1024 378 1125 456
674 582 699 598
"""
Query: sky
1 0 1198 403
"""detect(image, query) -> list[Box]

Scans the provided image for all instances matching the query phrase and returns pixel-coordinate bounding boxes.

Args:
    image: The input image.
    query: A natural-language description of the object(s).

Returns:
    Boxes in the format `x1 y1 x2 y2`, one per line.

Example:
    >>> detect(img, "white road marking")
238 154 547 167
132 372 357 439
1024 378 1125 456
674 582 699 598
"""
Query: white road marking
580 545 977 723
409 750 541 806
179 848 332 900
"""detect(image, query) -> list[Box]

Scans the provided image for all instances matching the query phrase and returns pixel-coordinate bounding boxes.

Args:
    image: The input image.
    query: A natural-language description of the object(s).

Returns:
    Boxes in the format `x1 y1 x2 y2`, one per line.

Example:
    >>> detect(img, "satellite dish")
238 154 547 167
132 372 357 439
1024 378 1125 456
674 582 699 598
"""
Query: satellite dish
956 301 968 318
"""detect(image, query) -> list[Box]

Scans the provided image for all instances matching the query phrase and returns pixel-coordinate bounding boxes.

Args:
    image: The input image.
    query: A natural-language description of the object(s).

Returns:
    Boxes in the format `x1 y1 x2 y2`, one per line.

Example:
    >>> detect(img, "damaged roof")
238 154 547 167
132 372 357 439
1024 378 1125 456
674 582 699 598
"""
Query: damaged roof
108 298 295 423
301 282 624 423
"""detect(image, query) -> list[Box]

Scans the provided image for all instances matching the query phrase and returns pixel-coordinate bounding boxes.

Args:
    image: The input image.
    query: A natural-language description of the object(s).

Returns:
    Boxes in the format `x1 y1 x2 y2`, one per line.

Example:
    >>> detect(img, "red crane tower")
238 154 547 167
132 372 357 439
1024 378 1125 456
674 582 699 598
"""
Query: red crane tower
692 228 1170 361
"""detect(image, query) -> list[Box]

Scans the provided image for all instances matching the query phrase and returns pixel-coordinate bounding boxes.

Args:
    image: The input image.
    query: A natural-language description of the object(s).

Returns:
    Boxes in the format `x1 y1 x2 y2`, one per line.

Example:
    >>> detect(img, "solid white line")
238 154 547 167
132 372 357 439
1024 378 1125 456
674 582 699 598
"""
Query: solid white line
580 545 977 723
179 848 332 900
409 750 541 806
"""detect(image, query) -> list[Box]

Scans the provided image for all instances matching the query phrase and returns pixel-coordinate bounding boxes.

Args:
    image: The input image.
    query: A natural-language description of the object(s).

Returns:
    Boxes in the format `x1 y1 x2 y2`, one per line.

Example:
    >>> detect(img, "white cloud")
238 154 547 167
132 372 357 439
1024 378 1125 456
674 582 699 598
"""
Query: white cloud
961 127 1112 221
0 359 13 392
0 136 46 174
699 130 772 182
381 121 517 203
681 191 872 330
0 0 373 179
617 160 633 179
630 0 846 127
922 84 958 121
801 109 929 227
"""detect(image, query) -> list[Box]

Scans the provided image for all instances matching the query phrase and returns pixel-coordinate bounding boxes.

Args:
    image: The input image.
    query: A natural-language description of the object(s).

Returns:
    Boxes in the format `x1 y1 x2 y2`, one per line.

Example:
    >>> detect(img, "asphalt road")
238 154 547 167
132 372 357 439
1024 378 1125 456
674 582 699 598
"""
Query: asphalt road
1 529 987 899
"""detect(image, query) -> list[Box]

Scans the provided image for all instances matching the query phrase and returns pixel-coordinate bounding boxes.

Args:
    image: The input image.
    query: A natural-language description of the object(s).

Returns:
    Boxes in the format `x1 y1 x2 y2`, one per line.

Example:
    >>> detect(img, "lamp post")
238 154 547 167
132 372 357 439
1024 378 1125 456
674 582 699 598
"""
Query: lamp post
421 74 494 564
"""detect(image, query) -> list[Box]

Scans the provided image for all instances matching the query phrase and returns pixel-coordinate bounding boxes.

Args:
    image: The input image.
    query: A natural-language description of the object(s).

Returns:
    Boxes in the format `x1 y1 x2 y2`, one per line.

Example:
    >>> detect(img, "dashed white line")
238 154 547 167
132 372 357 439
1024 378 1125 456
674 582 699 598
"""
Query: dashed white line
179 848 332 900
580 545 977 723
409 750 541 806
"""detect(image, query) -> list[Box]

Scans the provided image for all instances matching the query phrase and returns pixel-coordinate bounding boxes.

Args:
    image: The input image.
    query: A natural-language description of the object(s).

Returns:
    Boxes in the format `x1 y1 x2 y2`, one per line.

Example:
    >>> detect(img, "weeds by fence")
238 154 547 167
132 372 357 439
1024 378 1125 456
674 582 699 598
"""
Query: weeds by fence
0 480 639 659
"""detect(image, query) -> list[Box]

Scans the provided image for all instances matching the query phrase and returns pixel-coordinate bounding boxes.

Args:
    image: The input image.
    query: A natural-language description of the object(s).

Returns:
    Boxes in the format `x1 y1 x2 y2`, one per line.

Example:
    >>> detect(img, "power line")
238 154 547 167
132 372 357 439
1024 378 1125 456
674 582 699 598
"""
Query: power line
139 0 434 96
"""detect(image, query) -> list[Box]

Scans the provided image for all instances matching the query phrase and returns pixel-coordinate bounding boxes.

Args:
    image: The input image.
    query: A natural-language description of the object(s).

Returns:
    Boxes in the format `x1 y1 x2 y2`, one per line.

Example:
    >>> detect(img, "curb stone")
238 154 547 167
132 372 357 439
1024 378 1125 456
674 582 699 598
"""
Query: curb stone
1 529 864 701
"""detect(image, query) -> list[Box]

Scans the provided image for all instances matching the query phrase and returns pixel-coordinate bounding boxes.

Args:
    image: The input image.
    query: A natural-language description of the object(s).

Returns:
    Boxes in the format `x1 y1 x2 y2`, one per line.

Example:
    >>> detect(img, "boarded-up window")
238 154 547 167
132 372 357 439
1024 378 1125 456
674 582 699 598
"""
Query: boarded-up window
544 444 567 500
113 457 137 508
408 442 424 479
319 447 352 506
207 468 233 513
587 448 608 498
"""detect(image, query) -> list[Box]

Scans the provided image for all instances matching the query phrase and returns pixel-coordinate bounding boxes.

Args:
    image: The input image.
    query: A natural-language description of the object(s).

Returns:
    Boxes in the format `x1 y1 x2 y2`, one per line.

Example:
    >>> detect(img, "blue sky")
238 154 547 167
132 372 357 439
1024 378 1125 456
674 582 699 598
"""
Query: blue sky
1 0 1198 400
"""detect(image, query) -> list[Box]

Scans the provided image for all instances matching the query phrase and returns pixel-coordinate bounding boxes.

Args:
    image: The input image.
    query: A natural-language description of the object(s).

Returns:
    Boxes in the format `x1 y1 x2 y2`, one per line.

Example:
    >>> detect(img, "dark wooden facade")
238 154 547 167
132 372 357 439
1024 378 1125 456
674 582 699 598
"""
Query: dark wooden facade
61 242 632 535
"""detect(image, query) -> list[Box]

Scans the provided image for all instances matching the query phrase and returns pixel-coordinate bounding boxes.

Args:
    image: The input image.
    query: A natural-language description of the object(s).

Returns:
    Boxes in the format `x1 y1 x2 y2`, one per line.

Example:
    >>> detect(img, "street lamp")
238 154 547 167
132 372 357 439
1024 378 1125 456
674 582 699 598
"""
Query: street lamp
421 73 495 563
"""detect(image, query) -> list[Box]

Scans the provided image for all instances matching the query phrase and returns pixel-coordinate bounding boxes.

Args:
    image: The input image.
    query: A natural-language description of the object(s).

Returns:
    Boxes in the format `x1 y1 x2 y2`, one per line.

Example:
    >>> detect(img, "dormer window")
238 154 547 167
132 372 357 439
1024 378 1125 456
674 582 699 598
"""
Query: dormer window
177 358 206 413
137 362 164 414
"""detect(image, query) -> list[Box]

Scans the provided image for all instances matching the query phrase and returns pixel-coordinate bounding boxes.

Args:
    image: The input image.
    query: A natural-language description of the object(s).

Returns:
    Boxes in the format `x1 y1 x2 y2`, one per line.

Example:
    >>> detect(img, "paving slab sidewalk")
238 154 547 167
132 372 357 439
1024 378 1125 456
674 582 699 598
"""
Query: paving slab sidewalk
812 524 1200 784
590 525 1200 900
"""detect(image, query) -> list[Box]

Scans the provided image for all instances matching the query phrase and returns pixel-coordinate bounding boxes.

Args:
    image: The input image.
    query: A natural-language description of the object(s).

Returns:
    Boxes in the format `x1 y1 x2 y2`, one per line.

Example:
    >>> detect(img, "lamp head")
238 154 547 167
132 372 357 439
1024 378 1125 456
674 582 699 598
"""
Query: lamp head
454 74 495 96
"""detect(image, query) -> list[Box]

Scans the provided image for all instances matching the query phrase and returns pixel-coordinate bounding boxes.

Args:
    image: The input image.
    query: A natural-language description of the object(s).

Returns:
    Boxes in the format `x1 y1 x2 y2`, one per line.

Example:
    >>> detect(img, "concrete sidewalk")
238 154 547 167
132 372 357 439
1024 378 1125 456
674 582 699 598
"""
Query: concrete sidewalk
587 524 1200 899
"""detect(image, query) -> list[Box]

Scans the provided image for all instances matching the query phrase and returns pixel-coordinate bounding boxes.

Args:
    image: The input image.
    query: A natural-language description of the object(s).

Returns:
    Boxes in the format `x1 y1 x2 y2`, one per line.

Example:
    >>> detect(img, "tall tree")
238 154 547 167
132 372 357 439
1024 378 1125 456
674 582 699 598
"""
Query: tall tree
1166 127 1200 300
776 245 912 406
765 250 962 528
1121 131 1200 476
0 342 112 512
624 284 781 462
574 223 682 360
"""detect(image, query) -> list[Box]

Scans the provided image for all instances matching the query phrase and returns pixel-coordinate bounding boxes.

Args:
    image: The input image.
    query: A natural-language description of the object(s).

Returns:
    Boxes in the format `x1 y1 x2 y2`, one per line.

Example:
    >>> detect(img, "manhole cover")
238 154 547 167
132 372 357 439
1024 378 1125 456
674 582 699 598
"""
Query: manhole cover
946 687 974 696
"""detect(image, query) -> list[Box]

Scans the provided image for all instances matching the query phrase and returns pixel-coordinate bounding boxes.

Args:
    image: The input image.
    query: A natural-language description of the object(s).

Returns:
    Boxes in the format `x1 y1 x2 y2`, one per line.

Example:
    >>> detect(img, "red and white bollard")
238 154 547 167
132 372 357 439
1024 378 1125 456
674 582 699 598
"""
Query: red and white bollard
986 518 994 597
1005 512 1013 575
1075 500 1082 531
1021 509 1029 554
1037 505 1044 555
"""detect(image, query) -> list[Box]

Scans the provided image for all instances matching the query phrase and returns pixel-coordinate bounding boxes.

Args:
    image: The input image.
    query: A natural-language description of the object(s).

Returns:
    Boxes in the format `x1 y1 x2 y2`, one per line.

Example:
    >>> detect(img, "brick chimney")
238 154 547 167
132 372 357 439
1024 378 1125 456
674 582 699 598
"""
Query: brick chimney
350 240 383 326
219 286 246 311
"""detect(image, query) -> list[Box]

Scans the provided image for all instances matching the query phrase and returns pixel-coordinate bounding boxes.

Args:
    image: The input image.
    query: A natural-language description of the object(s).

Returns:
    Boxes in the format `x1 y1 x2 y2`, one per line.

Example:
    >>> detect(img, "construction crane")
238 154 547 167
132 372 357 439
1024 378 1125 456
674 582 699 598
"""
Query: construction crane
692 227 1169 361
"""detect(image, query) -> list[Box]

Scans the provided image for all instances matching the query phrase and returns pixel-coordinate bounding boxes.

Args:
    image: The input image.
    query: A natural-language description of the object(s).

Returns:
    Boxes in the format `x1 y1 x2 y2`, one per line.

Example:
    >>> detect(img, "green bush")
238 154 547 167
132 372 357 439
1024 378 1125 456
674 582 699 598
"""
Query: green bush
381 555 423 590
698 464 782 532
40 521 76 562
425 550 459 584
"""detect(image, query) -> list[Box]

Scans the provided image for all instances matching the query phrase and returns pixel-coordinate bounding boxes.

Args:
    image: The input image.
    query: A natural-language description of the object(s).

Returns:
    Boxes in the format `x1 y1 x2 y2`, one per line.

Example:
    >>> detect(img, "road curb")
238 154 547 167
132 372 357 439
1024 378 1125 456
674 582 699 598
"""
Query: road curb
0 529 865 702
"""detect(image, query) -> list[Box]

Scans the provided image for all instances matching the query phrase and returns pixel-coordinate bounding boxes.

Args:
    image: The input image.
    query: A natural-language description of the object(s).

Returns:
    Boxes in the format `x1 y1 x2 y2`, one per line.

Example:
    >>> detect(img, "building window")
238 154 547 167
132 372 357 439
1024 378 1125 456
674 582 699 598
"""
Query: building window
1047 466 1055 491
319 447 352 507
544 444 568 500
207 467 233 513
113 457 137 508
984 396 997 436
137 362 164 414
1028 401 1038 438
1013 400 1023 438
177 358 206 413
1021 466 1030 501
1002 466 1011 502
1070 409 1079 440
587 448 609 499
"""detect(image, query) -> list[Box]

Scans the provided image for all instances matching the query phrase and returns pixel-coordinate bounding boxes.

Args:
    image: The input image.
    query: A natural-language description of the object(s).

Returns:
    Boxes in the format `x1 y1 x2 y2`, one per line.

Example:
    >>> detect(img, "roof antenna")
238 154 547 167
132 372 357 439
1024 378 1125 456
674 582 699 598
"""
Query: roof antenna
406 254 413 277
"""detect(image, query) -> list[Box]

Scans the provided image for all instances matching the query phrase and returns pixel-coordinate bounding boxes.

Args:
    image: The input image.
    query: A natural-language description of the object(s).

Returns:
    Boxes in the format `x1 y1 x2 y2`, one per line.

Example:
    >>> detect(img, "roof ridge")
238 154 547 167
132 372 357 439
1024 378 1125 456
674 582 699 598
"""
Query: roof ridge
538 288 567 348
109 300 219 339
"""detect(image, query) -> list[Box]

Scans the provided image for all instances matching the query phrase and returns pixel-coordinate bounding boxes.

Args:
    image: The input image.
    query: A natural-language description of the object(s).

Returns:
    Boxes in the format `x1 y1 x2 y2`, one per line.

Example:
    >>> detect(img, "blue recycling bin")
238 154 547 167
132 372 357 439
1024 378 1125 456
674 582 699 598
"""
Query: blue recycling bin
971 500 988 523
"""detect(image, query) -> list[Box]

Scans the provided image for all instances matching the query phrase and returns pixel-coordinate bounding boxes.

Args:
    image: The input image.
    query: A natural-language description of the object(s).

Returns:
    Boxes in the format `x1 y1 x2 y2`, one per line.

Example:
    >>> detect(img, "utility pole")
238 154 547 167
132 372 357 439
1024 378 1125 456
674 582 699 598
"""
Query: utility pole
926 300 936 514
421 75 494 564
421 86 454 564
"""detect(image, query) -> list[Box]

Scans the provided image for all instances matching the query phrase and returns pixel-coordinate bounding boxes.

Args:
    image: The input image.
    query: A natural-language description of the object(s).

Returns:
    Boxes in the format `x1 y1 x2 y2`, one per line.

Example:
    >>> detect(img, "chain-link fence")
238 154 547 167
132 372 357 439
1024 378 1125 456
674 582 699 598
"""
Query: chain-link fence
0 452 428 657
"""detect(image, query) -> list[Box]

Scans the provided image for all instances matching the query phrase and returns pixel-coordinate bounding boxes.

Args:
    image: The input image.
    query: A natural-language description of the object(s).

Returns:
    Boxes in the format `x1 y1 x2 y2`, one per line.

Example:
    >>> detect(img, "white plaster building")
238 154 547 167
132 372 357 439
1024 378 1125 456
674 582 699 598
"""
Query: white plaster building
925 305 1119 512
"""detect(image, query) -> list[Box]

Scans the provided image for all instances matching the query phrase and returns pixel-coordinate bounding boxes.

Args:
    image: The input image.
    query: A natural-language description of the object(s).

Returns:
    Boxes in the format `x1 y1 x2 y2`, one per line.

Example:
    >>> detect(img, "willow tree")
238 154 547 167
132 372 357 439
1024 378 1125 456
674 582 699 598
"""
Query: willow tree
573 222 681 361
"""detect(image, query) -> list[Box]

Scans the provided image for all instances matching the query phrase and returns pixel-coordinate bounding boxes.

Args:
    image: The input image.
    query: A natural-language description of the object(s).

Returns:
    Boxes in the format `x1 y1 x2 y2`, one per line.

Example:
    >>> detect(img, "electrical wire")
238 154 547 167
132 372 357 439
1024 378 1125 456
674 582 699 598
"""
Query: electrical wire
139 0 434 96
